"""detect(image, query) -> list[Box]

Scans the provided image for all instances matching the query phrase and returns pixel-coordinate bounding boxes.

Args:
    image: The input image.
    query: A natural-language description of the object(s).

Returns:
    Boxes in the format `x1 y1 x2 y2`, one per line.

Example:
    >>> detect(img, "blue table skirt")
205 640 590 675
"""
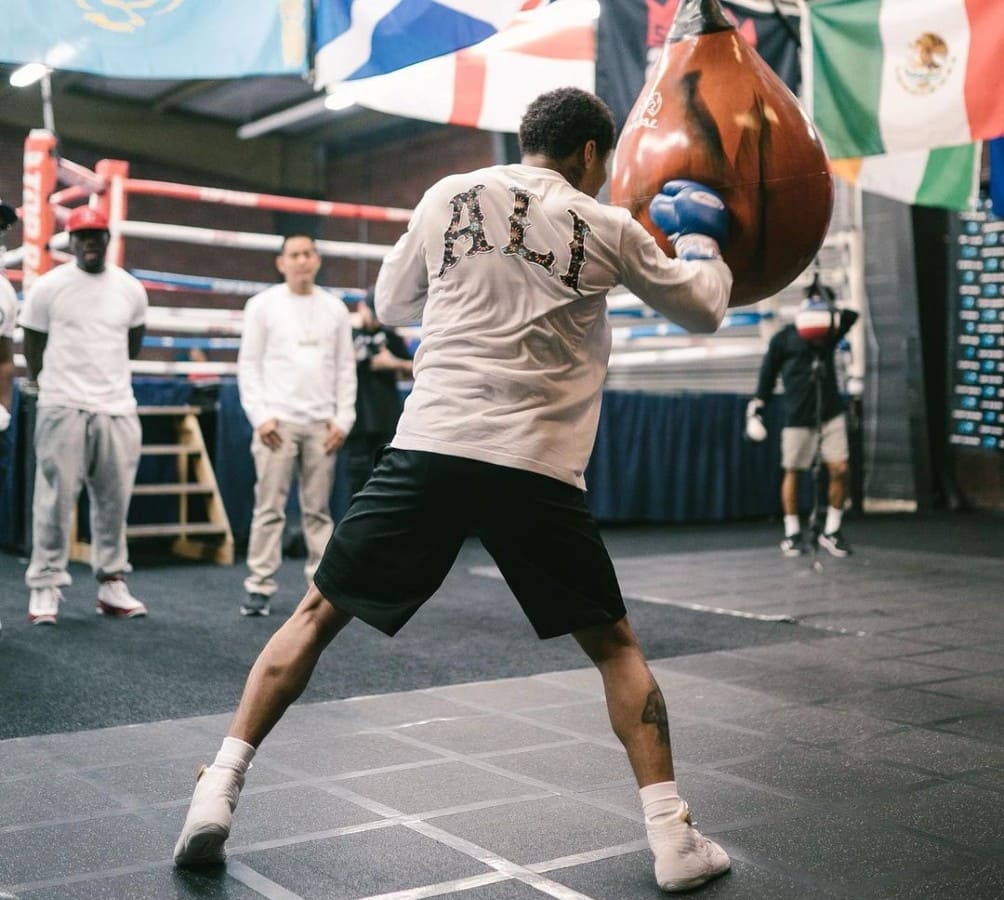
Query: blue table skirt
1 379 787 550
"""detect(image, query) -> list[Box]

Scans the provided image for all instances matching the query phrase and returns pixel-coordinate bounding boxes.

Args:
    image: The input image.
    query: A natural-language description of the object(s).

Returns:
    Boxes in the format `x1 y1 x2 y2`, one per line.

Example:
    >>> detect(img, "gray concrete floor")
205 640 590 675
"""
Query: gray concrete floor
1 516 1002 899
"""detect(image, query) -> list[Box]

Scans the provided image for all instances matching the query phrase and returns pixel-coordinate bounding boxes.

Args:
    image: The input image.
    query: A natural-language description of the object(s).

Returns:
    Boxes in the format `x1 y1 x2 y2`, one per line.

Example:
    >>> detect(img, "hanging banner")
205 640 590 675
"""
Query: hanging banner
596 0 801 131
338 1 593 132
948 198 1004 452
830 145 980 212
314 0 532 90
990 138 1004 218
809 0 1004 160
0 0 308 78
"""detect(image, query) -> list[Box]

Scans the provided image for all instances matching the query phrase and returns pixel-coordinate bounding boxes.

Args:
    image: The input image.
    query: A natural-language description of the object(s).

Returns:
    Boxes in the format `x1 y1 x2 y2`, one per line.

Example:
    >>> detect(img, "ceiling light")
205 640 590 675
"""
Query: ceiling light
324 87 357 112
10 63 51 87
236 95 329 140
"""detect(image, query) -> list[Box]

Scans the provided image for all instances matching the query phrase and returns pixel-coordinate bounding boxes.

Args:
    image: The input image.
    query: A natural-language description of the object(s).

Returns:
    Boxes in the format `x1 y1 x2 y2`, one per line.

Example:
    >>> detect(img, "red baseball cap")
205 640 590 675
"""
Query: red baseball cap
66 206 109 233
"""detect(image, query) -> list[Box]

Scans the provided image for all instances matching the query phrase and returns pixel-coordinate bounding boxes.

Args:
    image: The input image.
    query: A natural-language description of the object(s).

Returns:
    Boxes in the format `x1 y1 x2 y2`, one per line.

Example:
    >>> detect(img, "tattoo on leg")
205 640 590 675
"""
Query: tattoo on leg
642 687 670 746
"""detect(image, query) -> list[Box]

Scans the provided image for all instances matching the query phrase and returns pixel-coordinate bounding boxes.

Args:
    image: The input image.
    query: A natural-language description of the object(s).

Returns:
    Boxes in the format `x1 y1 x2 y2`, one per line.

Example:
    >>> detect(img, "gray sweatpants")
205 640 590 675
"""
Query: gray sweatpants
26 406 142 588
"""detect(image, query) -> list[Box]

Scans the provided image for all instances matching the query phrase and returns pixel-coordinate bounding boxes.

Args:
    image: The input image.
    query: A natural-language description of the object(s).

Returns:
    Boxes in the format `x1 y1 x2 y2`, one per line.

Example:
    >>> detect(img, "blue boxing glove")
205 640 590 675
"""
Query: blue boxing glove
648 179 729 261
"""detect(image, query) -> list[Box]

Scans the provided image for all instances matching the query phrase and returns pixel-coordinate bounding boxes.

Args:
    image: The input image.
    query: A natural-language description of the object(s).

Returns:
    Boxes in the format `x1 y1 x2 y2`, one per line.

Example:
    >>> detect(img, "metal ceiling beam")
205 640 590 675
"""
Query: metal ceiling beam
151 79 223 114
0 83 326 195
56 72 88 92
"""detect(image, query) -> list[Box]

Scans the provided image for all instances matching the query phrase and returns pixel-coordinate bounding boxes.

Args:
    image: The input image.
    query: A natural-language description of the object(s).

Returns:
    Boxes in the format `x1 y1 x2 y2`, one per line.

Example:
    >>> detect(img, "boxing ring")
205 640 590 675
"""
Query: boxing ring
1 130 866 552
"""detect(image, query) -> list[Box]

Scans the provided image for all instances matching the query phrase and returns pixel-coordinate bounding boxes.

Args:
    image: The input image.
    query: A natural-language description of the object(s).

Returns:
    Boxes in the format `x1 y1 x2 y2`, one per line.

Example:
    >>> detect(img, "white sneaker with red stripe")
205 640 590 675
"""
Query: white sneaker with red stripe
96 579 148 618
28 586 63 625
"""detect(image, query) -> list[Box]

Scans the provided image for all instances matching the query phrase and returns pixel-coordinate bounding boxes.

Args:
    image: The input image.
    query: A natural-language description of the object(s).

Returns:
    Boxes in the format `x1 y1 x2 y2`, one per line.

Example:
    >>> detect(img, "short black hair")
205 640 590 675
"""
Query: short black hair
279 233 317 253
518 87 616 160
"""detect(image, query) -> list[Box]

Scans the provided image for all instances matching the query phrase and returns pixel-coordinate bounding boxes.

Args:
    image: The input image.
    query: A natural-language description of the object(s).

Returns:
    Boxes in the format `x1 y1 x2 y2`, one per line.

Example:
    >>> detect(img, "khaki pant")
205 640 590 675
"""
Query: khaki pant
244 420 336 597
26 406 141 588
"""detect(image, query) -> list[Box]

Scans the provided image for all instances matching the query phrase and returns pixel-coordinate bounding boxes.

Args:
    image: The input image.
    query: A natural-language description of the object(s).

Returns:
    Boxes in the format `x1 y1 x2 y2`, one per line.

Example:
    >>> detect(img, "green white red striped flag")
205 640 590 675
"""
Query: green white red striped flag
829 144 980 211
808 0 1004 159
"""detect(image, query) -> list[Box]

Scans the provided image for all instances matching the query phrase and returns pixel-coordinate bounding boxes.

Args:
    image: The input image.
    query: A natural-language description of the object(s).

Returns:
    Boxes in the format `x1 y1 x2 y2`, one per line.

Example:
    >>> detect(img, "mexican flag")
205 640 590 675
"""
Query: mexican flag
829 145 980 211
808 0 1000 210
808 0 1004 159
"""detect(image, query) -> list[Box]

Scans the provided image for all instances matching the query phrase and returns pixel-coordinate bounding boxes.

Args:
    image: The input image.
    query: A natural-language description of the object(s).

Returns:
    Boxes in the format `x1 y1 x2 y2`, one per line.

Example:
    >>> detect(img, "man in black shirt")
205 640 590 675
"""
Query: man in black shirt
747 293 859 557
345 293 413 495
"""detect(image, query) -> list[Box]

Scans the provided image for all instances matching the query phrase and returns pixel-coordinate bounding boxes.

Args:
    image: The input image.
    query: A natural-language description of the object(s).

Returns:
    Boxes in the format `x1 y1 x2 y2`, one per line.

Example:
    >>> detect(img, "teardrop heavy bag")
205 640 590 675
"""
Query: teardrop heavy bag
609 0 833 307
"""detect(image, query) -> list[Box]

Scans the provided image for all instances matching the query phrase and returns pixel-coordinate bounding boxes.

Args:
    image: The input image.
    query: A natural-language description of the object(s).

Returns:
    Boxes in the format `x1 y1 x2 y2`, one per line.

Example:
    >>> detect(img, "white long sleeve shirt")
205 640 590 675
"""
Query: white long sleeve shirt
376 163 731 489
237 283 357 434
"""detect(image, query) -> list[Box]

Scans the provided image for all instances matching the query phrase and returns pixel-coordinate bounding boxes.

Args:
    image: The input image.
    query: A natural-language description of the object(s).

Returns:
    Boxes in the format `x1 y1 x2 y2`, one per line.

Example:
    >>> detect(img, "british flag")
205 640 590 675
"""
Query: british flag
315 0 531 88
319 0 596 132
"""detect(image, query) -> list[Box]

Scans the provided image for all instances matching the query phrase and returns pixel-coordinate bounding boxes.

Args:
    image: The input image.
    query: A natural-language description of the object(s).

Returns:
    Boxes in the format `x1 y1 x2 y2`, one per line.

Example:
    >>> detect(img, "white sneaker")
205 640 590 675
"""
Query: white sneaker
96 579 148 618
648 801 731 892
28 587 63 625
174 765 243 868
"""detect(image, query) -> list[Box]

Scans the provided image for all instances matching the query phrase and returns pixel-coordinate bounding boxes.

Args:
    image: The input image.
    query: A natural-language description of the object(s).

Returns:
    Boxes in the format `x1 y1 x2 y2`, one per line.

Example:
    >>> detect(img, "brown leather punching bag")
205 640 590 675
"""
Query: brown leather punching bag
609 0 833 307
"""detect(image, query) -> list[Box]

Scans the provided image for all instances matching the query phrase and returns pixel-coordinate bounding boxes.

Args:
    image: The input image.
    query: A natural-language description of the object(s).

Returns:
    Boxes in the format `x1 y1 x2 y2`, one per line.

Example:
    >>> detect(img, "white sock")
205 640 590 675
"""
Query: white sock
784 515 801 538
208 736 255 777
640 781 684 826
824 506 843 535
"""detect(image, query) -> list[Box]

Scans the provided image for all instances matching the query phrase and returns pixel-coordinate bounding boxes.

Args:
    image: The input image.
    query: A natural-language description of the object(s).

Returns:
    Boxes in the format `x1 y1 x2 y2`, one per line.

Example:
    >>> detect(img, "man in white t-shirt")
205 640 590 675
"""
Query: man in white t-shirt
176 89 733 893
18 206 148 625
236 234 356 617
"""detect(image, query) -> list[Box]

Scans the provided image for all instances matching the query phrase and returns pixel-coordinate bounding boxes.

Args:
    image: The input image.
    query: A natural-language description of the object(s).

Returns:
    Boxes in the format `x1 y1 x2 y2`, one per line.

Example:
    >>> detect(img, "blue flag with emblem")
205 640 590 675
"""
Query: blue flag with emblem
0 0 308 78
313 0 530 90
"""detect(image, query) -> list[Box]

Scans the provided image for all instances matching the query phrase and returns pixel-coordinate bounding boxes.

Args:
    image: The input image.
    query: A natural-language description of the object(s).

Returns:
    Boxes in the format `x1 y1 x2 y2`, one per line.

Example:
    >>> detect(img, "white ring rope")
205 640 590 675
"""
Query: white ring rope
5 136 862 389
119 221 393 261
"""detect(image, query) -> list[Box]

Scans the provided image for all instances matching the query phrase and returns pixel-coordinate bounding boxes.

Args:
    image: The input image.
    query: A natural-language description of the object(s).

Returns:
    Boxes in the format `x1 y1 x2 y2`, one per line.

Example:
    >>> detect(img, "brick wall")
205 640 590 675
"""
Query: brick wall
1 123 495 302
322 126 496 288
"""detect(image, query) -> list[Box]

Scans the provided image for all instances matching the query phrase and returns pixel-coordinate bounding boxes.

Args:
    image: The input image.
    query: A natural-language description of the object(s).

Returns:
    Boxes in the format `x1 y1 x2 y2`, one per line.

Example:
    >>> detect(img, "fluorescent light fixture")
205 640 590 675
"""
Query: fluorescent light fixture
237 95 328 140
324 86 357 112
10 63 51 87
236 87 357 141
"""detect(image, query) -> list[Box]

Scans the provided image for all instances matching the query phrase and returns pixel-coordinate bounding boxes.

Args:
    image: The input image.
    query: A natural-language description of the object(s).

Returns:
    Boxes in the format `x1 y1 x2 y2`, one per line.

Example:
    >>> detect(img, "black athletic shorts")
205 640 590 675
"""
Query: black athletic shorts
313 449 626 639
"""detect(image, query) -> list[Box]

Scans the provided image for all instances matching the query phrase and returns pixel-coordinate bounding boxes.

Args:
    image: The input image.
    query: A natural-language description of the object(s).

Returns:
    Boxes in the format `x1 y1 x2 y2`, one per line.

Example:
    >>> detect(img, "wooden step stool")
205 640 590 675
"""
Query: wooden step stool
70 405 234 565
